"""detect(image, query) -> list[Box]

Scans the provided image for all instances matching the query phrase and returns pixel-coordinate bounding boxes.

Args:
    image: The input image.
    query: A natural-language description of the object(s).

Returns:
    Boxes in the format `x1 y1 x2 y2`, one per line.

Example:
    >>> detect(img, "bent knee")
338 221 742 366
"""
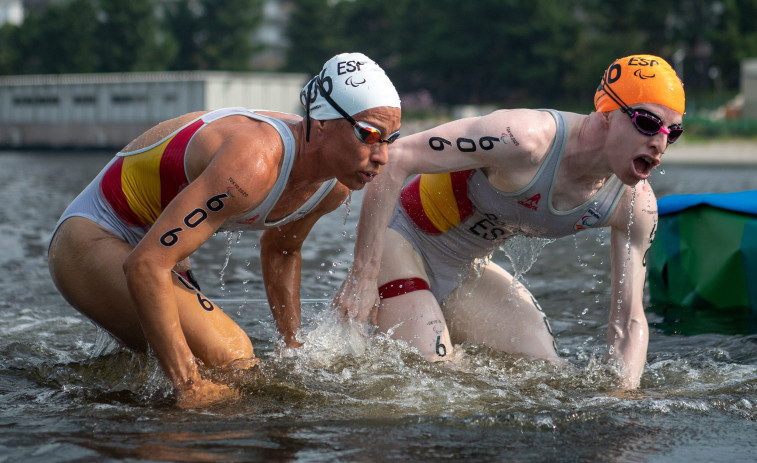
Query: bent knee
222 329 255 366
200 327 254 368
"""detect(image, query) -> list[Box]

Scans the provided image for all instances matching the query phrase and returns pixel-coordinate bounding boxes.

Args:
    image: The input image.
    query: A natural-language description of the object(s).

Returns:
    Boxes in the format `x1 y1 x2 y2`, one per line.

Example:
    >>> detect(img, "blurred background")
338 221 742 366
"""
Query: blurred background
1 0 756 140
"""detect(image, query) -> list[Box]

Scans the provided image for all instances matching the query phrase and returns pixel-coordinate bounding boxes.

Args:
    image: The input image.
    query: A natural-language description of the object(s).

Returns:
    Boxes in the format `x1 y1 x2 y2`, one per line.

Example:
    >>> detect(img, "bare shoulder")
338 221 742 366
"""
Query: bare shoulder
123 111 208 152
186 115 287 179
176 116 295 220
608 180 658 232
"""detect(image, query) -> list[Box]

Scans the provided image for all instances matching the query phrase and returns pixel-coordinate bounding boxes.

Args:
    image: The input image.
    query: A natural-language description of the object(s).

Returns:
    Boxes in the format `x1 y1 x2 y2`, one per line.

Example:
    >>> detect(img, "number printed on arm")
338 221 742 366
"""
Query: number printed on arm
160 193 229 247
428 135 502 152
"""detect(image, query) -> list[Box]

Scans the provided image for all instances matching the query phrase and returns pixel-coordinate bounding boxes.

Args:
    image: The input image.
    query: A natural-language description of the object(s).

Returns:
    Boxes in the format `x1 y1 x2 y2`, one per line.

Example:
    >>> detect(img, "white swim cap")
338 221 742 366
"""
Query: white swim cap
300 52 401 123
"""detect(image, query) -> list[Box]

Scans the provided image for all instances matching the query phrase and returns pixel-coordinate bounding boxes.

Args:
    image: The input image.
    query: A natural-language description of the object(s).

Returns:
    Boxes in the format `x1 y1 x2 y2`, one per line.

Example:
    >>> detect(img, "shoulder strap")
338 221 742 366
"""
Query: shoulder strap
232 111 297 225
263 178 339 227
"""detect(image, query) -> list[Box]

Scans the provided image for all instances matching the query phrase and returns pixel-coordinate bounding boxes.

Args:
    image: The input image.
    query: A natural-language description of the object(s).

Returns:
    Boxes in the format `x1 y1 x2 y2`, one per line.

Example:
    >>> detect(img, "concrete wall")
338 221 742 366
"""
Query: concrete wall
742 58 757 119
0 71 307 149
202 73 306 112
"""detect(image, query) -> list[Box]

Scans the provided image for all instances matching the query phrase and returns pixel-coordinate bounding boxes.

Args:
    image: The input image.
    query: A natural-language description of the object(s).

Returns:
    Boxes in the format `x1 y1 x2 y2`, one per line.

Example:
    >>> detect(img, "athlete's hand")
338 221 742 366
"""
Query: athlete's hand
332 273 380 325
174 375 238 409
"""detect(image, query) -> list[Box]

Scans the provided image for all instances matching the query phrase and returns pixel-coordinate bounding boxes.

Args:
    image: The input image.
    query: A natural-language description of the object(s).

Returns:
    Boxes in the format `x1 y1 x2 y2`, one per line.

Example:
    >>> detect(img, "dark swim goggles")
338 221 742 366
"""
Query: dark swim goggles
598 74 684 144
303 76 400 144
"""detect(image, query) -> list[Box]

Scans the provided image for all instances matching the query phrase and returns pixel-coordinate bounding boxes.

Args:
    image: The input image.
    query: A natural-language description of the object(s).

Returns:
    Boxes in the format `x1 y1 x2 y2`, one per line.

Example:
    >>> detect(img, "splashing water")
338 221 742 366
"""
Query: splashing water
501 235 555 280
343 191 353 226
300 309 375 363
572 227 609 326
218 231 243 293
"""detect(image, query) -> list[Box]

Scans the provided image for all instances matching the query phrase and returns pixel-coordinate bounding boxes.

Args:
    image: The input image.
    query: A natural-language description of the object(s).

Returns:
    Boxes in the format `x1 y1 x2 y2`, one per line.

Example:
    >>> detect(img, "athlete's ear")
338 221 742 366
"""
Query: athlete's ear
314 119 329 134
600 111 611 128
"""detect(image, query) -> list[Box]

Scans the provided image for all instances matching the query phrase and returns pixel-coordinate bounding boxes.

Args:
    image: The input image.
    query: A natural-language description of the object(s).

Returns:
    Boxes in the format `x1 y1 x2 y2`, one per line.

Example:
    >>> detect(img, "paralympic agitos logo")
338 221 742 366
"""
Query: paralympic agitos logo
634 69 656 79
346 76 366 87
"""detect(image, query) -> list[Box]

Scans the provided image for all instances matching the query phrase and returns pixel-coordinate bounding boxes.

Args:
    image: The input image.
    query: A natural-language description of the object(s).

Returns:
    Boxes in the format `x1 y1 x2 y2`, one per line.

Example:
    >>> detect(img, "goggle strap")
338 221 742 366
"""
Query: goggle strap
600 74 633 115
305 106 311 142
304 77 317 142
316 78 357 124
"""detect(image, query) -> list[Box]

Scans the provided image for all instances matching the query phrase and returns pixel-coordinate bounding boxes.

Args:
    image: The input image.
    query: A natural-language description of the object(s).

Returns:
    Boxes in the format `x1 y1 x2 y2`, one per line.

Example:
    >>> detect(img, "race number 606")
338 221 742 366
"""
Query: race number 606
160 193 229 247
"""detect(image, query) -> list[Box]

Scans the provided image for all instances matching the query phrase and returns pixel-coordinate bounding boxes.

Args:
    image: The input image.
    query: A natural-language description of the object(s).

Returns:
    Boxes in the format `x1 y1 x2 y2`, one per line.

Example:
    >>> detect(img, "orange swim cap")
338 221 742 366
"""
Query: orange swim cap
594 55 685 116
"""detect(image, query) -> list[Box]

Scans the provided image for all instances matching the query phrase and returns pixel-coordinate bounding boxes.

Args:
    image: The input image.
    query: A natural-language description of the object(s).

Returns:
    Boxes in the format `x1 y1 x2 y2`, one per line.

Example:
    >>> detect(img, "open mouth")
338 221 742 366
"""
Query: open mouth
359 171 377 183
633 156 657 178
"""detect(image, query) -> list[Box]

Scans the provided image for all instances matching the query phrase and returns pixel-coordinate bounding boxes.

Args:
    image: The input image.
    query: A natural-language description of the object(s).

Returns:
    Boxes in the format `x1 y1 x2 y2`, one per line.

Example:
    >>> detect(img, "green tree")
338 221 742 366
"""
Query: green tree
389 0 584 106
95 0 174 72
0 24 21 75
163 0 199 70
336 0 405 67
164 0 264 71
284 0 347 74
708 0 757 89
198 0 264 70
10 0 100 74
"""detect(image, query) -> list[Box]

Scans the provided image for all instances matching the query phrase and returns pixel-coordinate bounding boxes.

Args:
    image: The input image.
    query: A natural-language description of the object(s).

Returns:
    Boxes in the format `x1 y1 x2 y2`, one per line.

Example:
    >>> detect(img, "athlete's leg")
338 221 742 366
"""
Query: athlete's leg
49 217 148 350
375 229 453 361
170 271 256 367
48 217 253 367
442 261 560 361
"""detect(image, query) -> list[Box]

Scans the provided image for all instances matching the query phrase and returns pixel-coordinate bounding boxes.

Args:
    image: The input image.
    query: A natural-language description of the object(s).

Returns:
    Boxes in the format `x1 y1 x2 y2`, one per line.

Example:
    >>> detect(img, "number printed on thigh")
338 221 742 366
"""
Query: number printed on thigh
176 271 215 312
431 323 447 357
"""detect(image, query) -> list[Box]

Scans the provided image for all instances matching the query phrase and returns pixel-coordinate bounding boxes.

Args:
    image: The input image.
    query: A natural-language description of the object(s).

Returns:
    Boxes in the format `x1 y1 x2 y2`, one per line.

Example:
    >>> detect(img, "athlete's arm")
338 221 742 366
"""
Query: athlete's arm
261 184 350 347
123 130 278 400
606 182 656 389
334 109 548 322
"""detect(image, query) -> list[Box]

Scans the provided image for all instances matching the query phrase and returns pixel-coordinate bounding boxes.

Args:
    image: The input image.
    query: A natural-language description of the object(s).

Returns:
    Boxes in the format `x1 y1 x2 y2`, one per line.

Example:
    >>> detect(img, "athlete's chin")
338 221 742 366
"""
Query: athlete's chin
620 174 646 187
338 175 368 191
340 172 376 190
630 170 650 184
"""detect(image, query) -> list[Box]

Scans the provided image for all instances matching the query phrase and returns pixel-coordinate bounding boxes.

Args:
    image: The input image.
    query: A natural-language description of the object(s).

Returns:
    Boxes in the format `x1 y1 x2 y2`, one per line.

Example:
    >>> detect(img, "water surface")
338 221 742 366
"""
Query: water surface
1 152 755 462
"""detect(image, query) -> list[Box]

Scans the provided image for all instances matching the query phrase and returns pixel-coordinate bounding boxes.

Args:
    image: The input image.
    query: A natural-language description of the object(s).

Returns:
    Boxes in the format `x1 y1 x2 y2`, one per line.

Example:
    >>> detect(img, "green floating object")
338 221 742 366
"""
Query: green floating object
647 190 757 335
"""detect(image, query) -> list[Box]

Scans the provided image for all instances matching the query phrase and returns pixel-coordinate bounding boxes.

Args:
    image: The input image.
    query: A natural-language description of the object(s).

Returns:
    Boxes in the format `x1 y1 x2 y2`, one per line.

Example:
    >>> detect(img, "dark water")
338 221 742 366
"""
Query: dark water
1 151 756 462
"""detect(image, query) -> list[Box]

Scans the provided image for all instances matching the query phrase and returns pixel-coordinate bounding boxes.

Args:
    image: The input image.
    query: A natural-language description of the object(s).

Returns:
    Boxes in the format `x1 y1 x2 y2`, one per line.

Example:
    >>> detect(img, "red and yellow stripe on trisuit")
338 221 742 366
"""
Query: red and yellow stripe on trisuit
101 119 204 227
400 170 475 234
